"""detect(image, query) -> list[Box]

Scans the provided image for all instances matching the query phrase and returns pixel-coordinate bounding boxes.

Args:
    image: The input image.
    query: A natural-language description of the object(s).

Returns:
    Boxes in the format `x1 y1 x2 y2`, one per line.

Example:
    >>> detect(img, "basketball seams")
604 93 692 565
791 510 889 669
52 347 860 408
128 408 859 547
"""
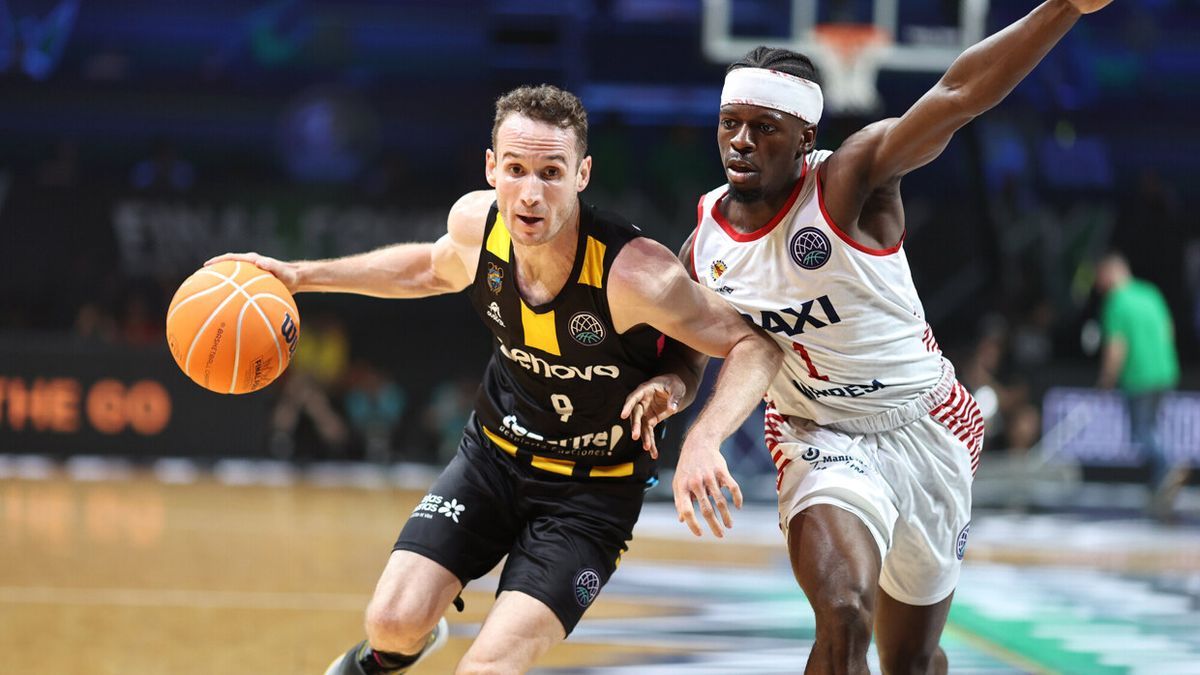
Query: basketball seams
184 262 244 386
168 274 233 323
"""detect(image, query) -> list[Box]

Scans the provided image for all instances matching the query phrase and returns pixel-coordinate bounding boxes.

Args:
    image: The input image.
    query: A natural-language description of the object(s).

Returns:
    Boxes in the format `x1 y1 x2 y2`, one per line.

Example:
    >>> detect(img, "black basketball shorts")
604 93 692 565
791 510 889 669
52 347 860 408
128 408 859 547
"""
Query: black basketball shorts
393 416 646 635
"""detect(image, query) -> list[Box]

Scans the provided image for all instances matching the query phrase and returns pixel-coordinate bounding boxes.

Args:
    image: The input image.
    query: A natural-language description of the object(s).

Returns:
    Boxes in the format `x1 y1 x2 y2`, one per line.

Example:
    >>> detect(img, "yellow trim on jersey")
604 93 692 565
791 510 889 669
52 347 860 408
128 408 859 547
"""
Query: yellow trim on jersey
587 462 634 478
531 455 576 476
482 426 635 479
577 235 606 288
486 213 511 262
482 426 519 456
520 301 561 356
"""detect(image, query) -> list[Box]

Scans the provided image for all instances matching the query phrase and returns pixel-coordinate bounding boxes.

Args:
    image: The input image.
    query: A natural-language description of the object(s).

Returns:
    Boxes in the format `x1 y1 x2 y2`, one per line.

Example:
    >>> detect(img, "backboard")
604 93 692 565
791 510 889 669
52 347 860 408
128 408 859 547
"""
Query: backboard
702 0 990 115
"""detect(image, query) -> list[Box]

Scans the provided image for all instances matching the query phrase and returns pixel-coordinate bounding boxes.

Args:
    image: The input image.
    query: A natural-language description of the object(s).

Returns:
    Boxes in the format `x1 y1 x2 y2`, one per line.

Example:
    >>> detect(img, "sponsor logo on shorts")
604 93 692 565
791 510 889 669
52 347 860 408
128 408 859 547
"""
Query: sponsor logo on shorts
569 311 605 346
956 522 970 560
487 301 506 327
574 568 602 607
487 262 504 294
790 227 831 270
799 447 869 476
411 493 465 523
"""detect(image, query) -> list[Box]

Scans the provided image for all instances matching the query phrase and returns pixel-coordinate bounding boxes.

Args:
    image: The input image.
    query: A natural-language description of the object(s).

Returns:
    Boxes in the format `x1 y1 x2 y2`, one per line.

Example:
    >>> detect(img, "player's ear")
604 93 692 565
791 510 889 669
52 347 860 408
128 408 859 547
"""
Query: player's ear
801 124 820 153
485 148 498 188
576 155 592 192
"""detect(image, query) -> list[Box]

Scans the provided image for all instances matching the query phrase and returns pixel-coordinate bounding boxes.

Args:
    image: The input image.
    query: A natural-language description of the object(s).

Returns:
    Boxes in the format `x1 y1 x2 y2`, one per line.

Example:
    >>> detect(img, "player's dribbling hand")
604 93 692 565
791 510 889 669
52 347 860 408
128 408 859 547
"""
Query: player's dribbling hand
672 440 742 538
204 252 301 294
620 374 686 459
1064 0 1112 14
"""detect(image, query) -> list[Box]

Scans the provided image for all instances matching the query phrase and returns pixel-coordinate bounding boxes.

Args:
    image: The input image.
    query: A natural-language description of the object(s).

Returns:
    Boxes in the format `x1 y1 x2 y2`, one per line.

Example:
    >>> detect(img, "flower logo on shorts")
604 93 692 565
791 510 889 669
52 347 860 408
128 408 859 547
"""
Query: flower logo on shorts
574 568 602 607
790 227 832 270
438 498 465 523
955 522 971 560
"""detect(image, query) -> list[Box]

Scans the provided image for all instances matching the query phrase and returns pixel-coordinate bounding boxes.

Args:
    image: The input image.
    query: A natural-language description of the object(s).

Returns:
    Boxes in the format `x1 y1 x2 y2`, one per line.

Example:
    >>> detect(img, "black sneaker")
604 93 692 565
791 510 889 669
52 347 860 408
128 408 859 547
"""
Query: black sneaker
324 618 448 675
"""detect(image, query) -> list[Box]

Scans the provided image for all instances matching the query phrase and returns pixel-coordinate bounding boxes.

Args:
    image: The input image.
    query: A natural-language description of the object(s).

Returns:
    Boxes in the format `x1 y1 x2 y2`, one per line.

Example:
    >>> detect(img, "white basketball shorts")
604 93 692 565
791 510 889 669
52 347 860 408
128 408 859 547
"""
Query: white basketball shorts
766 381 981 606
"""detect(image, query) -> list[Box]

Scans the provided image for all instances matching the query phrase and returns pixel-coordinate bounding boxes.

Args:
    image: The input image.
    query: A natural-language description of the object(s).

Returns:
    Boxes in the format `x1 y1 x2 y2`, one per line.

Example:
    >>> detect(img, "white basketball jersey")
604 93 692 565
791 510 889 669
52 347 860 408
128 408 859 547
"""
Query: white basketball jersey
691 150 950 426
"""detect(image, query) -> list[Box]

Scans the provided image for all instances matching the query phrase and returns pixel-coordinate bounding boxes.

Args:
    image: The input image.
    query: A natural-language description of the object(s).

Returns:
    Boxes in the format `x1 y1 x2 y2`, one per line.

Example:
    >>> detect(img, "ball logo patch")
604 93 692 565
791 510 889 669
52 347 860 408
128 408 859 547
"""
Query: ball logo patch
790 227 831 270
574 568 602 607
956 522 971 560
569 311 606 346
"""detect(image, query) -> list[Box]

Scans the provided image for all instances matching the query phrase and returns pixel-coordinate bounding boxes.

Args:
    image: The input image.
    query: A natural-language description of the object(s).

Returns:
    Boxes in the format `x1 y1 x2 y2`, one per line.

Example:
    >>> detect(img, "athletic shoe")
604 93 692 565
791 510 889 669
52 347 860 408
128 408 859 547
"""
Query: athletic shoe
323 617 449 675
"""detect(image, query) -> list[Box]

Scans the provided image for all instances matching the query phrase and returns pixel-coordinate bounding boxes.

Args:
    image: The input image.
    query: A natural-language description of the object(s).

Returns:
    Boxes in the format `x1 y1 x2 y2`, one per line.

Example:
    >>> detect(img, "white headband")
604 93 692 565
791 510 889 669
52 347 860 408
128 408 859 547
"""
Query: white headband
720 67 823 125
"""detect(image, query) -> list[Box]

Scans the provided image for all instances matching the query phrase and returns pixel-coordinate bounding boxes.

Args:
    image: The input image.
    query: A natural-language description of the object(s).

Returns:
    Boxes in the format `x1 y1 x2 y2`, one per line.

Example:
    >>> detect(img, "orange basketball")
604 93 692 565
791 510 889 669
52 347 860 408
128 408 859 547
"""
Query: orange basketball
166 260 300 394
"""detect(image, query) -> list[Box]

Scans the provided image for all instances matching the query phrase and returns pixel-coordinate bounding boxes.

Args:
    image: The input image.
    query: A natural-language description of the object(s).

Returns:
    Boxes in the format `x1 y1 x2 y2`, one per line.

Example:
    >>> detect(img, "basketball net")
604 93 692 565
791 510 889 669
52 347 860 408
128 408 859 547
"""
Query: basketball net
810 24 890 116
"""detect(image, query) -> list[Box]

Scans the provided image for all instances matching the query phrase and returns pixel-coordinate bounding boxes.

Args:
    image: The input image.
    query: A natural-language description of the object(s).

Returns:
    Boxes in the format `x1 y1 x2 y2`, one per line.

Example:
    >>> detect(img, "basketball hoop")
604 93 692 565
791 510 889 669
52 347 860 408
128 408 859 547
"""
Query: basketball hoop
810 24 891 116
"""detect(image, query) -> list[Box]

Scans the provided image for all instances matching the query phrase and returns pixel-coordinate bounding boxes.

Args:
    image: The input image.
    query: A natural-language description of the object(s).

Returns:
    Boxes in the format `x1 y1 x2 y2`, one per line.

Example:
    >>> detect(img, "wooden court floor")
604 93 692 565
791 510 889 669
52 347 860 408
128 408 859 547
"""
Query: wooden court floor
2 463 1199 674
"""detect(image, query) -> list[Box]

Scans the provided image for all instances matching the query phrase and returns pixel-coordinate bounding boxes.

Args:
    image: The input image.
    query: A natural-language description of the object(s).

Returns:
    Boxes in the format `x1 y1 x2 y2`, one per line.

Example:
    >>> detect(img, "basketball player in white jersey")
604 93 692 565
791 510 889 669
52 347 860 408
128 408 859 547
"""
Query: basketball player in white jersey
675 1 1113 672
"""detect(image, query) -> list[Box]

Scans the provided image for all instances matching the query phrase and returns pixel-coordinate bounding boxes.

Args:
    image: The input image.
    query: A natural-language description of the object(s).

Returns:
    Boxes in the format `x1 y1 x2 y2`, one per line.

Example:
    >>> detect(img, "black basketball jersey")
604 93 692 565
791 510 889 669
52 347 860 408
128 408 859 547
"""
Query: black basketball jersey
468 200 663 481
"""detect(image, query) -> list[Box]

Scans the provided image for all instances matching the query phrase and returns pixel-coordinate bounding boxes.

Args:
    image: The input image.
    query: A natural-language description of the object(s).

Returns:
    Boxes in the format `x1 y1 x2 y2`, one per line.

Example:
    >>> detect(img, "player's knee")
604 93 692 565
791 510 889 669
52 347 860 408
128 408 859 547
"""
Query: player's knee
363 598 439 652
878 643 946 675
812 590 874 647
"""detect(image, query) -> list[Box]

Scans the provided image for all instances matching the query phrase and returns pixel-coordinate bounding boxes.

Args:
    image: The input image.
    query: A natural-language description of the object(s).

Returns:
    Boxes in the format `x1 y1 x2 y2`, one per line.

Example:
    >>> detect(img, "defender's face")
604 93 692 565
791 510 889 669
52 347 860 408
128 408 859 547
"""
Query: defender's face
717 103 814 201
486 115 591 247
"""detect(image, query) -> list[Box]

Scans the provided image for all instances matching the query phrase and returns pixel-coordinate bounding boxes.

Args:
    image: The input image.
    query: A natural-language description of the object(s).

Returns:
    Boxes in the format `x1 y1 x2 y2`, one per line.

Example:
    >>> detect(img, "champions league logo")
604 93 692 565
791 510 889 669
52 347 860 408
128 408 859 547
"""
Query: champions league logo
574 568 602 607
487 262 504 294
569 311 606 346
790 227 831 270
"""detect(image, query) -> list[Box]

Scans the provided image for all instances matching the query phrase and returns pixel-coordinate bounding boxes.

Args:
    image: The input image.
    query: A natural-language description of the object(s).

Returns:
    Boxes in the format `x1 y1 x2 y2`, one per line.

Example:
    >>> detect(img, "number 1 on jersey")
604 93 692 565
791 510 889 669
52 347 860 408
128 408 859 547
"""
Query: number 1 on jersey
792 342 830 382
551 394 574 422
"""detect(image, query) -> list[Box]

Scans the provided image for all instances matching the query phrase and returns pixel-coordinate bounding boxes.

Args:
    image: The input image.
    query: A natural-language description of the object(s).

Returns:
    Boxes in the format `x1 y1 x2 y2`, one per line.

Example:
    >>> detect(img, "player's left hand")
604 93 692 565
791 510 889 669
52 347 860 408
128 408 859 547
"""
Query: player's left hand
620 374 686 459
1064 0 1113 14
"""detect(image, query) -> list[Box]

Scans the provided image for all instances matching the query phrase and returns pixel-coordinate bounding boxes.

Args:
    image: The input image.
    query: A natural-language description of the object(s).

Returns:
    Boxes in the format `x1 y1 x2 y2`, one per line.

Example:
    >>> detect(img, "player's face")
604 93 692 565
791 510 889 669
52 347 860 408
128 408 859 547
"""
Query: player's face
486 115 592 247
717 103 814 202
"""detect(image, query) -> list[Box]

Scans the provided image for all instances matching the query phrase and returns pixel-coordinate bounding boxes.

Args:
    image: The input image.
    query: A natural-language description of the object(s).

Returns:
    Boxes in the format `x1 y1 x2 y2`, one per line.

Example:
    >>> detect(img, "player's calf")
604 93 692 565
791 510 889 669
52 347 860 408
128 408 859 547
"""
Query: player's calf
877 643 947 675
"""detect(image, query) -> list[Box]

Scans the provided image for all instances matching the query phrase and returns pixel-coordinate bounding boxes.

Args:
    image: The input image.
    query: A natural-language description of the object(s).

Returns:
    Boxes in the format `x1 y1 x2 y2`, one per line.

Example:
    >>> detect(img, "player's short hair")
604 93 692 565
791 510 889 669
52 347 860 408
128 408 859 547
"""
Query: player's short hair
727 46 822 86
493 84 589 161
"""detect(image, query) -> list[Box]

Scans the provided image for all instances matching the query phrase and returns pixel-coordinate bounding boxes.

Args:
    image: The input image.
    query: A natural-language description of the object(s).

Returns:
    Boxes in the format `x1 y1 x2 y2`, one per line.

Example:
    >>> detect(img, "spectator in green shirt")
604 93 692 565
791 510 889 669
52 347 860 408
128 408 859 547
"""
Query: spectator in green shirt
1096 252 1185 522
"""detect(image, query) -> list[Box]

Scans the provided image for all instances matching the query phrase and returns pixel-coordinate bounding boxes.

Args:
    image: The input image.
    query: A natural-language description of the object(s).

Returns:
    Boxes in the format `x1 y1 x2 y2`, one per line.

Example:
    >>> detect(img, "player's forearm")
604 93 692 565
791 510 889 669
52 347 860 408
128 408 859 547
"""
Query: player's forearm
295 243 456 298
684 334 780 445
940 0 1080 117
658 339 709 411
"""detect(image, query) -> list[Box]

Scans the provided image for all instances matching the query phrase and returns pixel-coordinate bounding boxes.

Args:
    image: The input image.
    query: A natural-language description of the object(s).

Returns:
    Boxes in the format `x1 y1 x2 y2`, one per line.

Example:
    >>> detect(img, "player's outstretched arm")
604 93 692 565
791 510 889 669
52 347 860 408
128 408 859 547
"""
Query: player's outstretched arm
610 237 783 538
824 0 1108 205
204 190 492 298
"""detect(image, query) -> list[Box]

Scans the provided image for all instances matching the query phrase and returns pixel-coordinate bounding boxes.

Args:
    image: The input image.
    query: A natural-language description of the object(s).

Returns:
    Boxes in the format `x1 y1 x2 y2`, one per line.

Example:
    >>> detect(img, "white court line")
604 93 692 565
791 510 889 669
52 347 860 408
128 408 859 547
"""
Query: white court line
0 586 366 612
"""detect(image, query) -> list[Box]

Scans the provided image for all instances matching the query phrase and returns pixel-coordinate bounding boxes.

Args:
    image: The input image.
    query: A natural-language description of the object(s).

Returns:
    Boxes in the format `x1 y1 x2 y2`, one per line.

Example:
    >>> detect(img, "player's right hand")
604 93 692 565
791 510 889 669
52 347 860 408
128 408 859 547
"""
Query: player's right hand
672 441 742 538
620 373 686 460
205 252 301 294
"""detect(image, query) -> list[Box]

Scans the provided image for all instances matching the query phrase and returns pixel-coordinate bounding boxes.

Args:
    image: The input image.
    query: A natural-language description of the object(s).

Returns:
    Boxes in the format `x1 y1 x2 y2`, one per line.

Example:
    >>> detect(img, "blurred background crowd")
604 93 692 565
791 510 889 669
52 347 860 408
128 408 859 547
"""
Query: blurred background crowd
1 0 1196 511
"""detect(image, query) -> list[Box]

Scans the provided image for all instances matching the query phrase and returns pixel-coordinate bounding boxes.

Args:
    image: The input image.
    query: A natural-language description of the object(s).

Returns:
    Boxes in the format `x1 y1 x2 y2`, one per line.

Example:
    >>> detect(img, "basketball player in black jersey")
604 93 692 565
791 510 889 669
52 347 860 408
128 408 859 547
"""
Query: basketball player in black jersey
208 84 780 674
